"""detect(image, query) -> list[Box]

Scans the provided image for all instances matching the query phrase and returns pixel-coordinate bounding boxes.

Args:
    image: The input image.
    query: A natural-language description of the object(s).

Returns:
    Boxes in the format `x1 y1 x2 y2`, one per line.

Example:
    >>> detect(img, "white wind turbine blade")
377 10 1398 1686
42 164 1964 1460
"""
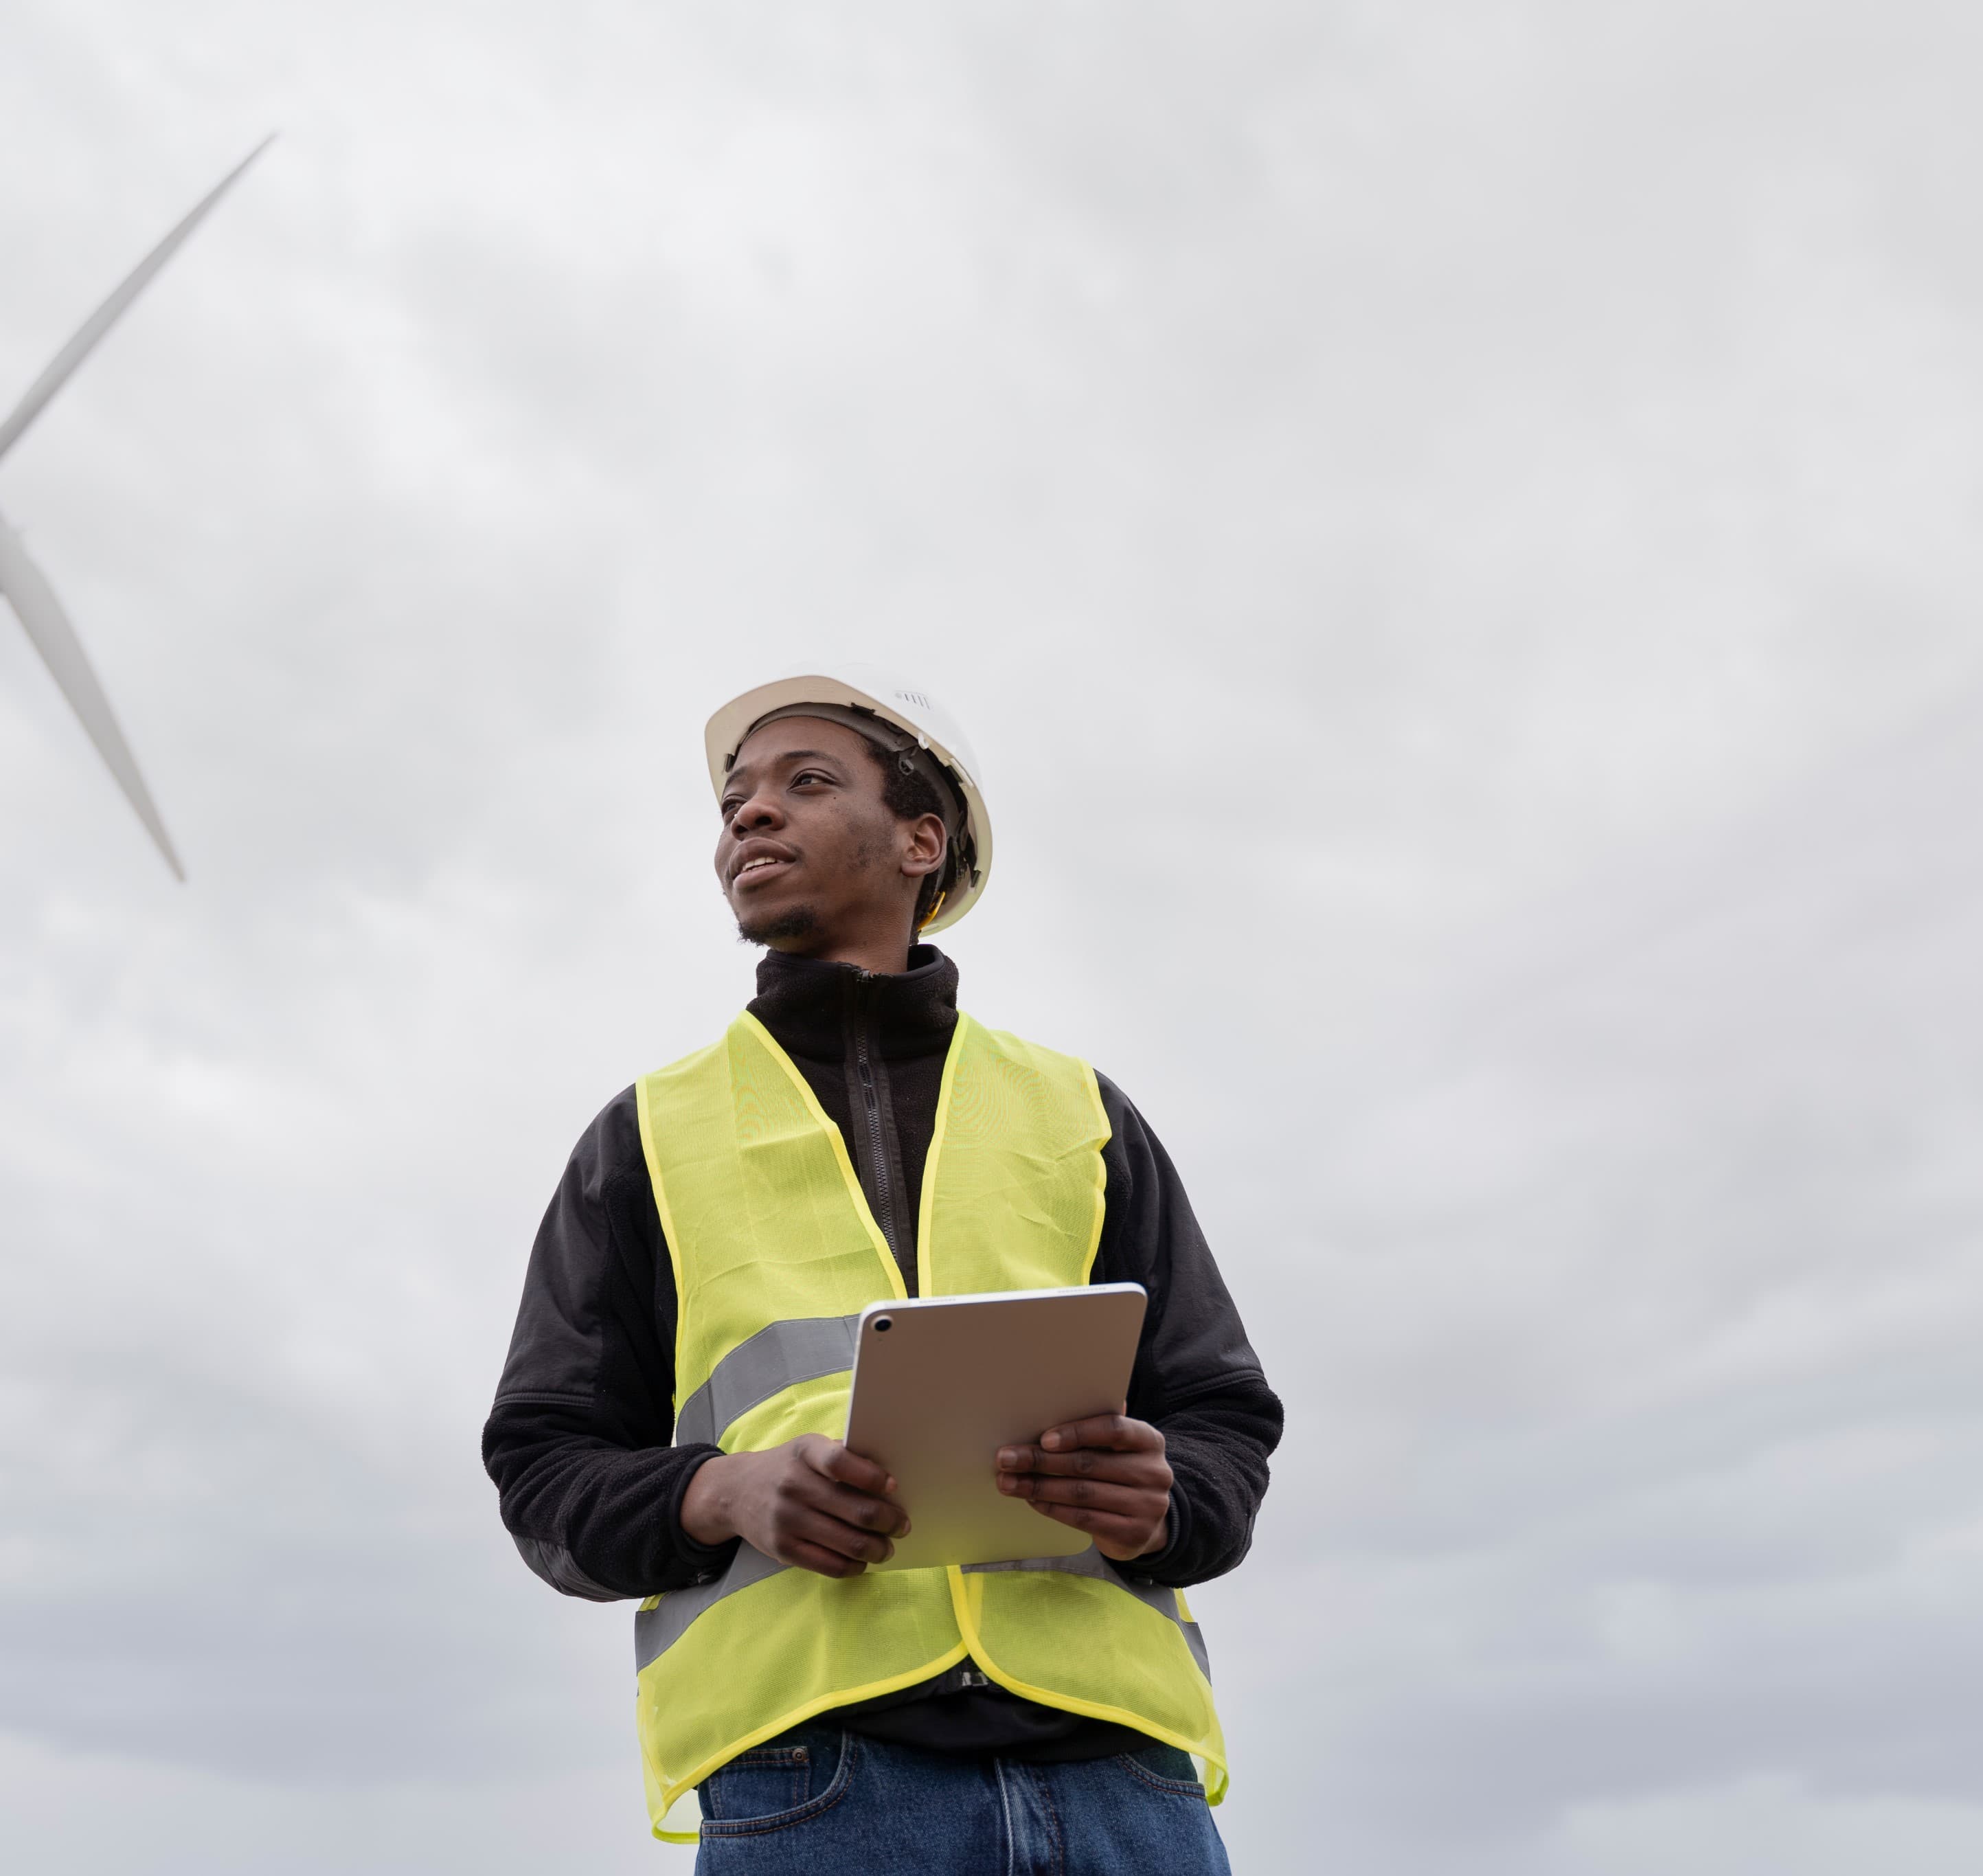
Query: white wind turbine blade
0 503 184 879
0 135 273 466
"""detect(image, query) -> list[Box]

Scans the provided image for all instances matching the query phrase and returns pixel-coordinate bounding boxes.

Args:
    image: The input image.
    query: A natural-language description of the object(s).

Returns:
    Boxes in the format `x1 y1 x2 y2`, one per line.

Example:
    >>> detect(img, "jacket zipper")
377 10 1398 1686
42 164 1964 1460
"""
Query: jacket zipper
850 971 902 1265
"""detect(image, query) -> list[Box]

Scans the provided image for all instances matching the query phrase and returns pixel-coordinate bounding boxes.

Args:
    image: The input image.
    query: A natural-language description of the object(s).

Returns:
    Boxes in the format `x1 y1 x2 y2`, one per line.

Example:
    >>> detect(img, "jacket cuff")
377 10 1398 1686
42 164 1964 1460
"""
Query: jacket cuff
1118 1492 1192 1586
666 1446 741 1587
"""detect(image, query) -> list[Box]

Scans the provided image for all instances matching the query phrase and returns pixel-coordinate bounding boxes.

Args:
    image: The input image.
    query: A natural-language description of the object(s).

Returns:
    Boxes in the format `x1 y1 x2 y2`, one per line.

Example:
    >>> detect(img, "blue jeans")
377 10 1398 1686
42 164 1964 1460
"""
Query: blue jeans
693 1723 1231 1875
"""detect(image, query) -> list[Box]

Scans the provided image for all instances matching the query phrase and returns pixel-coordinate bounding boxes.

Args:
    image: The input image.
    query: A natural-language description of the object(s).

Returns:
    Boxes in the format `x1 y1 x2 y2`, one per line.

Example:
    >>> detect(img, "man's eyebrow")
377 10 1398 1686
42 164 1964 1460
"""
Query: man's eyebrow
722 749 843 791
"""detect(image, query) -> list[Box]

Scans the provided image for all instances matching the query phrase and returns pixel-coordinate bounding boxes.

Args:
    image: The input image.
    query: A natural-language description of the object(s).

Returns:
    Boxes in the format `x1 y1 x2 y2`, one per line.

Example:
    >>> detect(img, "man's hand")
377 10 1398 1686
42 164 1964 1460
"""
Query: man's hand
680 1435 911 1579
995 1412 1172 1562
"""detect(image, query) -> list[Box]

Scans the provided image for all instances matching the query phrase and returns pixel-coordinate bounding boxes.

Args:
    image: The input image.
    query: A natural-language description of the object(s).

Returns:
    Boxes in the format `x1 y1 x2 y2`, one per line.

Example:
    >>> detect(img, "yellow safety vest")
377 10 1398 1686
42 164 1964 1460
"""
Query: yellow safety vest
631 1009 1225 1838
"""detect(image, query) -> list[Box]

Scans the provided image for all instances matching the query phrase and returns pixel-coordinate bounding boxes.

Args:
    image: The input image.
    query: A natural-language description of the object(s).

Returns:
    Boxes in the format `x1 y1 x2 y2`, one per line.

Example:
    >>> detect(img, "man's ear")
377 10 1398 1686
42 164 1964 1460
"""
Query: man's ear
902 813 949 881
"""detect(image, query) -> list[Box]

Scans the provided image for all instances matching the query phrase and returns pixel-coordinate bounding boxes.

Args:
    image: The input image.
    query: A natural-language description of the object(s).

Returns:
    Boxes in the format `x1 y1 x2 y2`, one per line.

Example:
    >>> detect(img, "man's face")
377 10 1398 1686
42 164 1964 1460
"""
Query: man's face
714 718 923 950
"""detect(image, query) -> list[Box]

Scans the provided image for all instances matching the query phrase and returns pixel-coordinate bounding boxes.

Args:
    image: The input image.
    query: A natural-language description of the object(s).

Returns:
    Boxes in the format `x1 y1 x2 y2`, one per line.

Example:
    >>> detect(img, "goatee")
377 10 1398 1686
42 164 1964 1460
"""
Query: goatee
737 905 823 947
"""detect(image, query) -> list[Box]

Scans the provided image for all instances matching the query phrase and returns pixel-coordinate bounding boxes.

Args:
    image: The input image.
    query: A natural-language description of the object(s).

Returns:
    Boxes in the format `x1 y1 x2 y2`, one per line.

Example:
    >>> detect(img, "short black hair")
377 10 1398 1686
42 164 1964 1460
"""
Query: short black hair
862 739 951 927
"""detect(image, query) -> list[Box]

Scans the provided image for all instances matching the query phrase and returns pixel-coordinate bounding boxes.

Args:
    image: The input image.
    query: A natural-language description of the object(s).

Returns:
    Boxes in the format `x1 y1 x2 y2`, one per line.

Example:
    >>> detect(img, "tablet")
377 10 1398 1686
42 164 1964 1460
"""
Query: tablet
842 1282 1147 1574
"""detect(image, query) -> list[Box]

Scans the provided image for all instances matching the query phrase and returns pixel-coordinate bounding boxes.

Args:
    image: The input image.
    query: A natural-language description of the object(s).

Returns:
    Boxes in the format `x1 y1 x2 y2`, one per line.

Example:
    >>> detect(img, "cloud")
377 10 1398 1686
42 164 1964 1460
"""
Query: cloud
3 3 1983 1871
1199 691 1983 1866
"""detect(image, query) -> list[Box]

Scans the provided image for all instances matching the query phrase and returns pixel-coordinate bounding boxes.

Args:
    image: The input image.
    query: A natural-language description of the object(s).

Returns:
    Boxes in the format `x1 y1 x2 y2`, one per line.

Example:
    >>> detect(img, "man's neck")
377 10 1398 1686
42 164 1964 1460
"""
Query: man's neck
771 932 912 976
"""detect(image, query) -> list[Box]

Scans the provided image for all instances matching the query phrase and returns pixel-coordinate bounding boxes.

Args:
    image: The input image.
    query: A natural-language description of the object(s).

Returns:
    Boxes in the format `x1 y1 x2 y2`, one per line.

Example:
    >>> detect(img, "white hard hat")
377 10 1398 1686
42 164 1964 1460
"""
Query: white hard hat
703 663 993 934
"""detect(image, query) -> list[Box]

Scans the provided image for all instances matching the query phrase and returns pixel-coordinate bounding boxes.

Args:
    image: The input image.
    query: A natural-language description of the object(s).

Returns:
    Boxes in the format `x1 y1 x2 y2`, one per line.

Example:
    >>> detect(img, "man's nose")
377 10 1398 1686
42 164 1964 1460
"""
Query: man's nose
730 788 785 831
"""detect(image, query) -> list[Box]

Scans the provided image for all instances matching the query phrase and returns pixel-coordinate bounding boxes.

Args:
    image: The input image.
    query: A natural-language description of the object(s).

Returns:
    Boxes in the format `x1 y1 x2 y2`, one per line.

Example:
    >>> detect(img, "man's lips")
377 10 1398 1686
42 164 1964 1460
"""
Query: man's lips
729 848 797 889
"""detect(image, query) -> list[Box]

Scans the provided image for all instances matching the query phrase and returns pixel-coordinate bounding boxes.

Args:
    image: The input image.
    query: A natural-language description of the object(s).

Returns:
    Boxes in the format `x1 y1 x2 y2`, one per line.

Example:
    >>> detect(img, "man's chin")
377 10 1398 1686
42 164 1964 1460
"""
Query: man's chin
736 903 823 948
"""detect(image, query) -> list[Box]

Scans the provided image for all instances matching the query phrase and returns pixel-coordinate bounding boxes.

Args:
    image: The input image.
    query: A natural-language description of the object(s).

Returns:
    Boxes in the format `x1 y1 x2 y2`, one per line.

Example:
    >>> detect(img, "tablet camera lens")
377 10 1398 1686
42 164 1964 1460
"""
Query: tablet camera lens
873 1316 893 1333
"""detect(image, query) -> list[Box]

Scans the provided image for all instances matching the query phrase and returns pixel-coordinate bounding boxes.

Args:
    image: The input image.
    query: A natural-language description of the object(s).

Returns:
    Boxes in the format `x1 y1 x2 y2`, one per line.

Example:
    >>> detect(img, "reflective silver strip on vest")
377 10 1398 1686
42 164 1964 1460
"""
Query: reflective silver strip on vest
635 1541 784 1671
1178 1620 1210 1683
635 1546 1212 1682
963 1550 1213 1683
672 1313 863 1450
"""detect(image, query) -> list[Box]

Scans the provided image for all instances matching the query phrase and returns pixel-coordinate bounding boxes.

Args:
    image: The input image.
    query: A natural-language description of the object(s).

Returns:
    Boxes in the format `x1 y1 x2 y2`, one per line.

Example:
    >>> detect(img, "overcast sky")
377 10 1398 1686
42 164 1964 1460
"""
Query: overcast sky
3 4 1982 1871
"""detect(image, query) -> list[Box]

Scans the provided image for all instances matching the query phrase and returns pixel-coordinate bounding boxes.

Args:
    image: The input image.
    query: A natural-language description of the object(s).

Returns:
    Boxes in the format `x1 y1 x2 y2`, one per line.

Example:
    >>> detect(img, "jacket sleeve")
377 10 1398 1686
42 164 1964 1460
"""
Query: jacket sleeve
480 1087 739 1600
1091 1074 1283 1590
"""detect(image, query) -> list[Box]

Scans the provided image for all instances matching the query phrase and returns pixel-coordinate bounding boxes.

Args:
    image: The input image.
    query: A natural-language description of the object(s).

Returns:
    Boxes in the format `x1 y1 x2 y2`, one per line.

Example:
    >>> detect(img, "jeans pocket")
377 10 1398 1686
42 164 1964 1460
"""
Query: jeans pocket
699 1728 852 1835
1116 1739 1207 1797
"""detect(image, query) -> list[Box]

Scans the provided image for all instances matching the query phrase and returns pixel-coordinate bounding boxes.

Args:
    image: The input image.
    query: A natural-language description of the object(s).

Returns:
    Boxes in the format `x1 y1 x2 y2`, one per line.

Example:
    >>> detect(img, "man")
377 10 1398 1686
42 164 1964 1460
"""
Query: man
484 666 1280 1873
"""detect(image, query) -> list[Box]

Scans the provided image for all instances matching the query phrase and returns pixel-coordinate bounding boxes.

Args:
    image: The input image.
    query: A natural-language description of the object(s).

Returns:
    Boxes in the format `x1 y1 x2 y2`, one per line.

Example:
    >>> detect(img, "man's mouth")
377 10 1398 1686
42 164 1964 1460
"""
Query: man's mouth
732 853 795 888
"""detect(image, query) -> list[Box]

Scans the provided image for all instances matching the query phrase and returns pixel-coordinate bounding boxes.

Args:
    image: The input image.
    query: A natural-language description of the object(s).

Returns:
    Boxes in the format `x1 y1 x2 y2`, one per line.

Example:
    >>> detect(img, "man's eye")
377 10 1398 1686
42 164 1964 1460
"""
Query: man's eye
793 770 830 787
719 800 742 819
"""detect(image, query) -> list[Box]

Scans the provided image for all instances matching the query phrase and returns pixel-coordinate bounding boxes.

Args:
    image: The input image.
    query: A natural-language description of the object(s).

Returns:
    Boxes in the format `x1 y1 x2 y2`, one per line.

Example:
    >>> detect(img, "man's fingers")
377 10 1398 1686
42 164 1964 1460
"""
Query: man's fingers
787 1508 896 1567
1000 1447 1171 1486
817 1479 911 1537
999 1474 1160 1517
1025 1500 1159 1555
803 1435 897 1498
1028 1498 1129 1533
756 1439 909 1568
784 1538 870 1579
1030 1414 1162 1456
790 1448 909 1535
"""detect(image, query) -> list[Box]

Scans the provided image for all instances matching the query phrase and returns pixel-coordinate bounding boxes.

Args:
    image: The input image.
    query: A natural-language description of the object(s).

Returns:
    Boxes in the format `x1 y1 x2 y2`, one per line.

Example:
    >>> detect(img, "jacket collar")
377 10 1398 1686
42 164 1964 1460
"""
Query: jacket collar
747 944 960 1065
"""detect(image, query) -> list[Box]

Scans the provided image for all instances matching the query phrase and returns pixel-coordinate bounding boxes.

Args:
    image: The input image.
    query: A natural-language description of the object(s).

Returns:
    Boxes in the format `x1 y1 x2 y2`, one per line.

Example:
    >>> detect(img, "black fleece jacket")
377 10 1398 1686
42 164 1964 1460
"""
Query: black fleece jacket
483 945 1281 1757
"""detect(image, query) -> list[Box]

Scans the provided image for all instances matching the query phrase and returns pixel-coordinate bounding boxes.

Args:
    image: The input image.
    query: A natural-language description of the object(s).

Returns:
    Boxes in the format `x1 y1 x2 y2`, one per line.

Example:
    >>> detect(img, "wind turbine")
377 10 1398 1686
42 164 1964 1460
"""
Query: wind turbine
0 137 272 881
